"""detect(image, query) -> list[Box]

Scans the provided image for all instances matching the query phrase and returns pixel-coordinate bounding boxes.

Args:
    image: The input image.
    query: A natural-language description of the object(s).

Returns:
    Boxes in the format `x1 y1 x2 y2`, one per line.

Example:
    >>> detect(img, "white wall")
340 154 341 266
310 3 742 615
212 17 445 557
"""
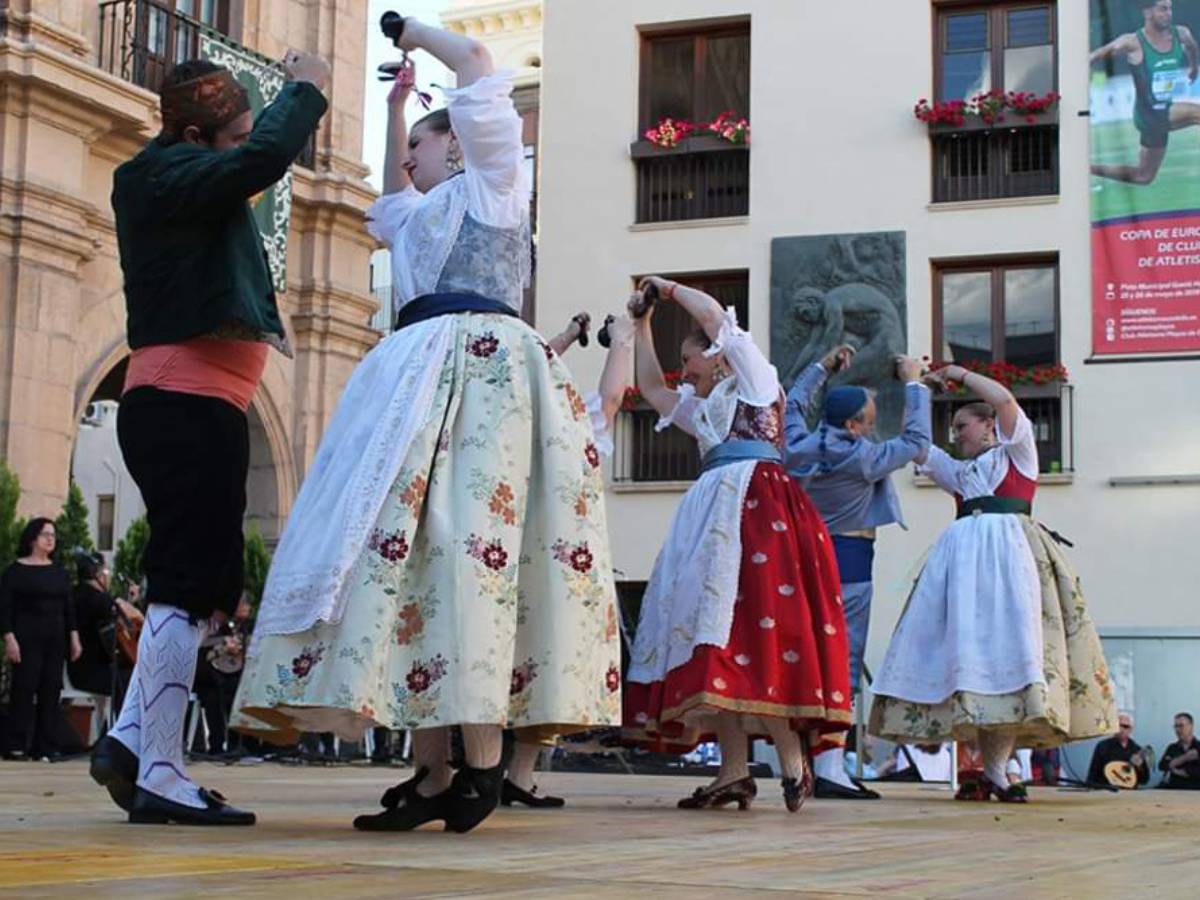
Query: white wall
72 401 143 559
538 0 1200 676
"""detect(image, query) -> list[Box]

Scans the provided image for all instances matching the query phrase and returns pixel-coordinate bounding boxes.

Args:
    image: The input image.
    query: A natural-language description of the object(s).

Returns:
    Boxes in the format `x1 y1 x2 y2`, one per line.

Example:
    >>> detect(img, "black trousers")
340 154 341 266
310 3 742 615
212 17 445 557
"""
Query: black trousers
6 618 66 756
118 387 249 618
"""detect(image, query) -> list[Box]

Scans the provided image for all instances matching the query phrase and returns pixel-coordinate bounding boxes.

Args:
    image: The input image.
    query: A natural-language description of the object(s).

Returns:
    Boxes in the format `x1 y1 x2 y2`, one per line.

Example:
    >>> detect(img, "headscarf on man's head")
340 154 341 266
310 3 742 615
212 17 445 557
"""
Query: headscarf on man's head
160 66 250 141
824 385 870 427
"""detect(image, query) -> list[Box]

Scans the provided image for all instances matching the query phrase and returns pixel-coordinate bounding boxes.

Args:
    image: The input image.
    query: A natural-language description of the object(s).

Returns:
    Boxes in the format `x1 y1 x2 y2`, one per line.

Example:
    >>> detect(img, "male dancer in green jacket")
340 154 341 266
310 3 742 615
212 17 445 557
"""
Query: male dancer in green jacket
90 49 328 826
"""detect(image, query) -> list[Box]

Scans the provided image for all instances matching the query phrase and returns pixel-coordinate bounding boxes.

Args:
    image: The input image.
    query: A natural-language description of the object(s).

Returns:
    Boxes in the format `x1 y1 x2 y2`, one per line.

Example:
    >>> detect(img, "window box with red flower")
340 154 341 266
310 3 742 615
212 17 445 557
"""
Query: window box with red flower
915 90 1060 134
631 116 750 222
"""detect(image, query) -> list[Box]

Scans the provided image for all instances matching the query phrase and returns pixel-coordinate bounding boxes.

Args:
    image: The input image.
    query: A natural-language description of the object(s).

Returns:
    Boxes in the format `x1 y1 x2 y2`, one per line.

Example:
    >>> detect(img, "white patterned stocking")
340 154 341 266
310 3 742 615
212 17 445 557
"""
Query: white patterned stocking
134 604 206 809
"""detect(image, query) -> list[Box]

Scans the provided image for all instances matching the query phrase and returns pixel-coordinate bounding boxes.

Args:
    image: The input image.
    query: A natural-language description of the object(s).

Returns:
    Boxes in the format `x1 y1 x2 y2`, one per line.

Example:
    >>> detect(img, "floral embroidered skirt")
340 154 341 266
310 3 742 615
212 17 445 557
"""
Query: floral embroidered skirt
869 517 1116 747
622 463 853 752
233 314 621 743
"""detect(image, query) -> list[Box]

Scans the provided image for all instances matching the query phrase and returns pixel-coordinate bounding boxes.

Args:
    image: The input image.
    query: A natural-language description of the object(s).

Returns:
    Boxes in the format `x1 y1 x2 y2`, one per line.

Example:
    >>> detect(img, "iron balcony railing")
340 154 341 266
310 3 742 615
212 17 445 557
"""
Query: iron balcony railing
612 406 700 484
931 124 1058 203
98 0 316 168
632 136 749 224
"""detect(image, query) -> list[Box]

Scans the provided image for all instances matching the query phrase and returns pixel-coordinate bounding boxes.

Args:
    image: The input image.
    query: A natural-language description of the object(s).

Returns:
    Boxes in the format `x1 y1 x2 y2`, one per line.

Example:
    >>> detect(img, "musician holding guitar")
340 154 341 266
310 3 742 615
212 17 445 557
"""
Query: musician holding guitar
1087 712 1152 789
191 595 250 757
1158 712 1200 790
69 553 143 709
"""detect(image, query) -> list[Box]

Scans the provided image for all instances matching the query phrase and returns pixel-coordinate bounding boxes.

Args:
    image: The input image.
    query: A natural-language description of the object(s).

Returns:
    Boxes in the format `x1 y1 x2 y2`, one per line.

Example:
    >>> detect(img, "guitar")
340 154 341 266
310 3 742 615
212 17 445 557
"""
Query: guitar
201 628 246 675
115 616 141 665
1103 745 1154 789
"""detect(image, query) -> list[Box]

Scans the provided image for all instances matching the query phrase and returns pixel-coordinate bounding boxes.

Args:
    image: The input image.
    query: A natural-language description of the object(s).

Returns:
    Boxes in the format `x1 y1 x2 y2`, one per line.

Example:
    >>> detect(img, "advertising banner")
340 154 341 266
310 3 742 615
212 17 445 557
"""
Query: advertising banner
1090 0 1200 356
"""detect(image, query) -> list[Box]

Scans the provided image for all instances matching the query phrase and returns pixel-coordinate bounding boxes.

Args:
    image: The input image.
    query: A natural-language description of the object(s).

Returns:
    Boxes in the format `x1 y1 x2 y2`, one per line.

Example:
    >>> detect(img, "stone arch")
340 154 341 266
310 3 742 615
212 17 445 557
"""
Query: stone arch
246 369 297 545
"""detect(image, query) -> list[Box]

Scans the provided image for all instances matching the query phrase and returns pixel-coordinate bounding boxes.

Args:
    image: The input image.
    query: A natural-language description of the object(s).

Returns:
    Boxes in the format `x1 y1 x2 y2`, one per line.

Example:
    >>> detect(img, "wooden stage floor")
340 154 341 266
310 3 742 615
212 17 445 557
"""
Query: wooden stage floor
1 760 1197 898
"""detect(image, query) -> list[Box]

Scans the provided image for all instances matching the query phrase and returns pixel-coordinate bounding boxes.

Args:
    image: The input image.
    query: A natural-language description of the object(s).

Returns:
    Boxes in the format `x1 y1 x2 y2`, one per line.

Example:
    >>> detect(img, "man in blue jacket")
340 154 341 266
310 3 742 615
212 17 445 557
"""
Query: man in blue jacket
785 345 931 799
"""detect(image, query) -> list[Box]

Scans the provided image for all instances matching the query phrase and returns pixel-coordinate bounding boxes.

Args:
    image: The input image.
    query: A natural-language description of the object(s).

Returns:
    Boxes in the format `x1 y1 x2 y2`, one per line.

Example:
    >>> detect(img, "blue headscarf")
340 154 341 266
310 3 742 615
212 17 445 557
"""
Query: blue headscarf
824 386 869 427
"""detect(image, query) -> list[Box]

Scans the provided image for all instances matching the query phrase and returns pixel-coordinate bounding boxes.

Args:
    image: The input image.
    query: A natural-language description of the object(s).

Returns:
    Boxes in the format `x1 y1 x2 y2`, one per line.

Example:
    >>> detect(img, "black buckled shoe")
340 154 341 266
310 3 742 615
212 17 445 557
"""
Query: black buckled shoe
358 767 452 831
444 762 504 833
812 775 881 800
500 779 566 808
128 786 256 825
90 735 139 812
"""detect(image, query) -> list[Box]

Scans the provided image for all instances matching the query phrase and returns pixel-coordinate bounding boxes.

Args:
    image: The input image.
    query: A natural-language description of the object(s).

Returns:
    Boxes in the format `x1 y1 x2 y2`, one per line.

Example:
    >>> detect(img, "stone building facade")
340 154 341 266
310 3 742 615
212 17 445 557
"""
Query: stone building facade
0 0 379 540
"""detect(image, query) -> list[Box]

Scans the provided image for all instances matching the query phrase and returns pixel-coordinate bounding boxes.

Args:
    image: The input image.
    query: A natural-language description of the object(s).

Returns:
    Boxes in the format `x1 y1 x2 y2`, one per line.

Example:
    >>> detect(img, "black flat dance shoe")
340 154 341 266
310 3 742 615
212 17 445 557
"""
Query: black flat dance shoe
500 779 565 808
90 735 139 812
357 767 453 831
444 762 505 833
677 775 757 810
128 786 256 825
812 775 880 800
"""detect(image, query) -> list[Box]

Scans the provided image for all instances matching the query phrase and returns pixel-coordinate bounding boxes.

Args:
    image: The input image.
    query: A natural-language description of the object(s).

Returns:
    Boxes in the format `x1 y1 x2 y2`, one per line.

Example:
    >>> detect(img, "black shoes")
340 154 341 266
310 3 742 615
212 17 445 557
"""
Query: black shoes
357 763 505 832
812 775 881 800
90 735 139 812
129 786 256 825
445 762 504 833
357 767 448 831
500 779 565 808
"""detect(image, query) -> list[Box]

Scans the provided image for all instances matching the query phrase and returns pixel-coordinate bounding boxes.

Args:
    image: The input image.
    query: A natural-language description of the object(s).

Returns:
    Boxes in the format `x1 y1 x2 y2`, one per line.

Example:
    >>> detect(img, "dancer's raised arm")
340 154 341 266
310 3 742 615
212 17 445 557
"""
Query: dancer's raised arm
596 314 636 426
547 312 590 357
923 364 1019 437
631 292 677 418
383 59 416 194
394 18 493 87
638 276 725 342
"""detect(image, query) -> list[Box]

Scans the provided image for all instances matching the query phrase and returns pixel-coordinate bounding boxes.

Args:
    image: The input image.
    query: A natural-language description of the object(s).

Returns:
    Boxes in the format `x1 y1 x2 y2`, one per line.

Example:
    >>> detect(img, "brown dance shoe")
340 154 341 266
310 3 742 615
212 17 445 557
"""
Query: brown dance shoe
677 775 757 811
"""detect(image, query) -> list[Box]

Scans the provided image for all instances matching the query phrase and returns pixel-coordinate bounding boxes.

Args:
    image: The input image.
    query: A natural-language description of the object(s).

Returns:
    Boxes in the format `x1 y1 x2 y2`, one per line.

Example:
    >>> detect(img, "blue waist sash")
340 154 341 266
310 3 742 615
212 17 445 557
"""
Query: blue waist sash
394 292 519 332
699 439 781 475
831 534 875 583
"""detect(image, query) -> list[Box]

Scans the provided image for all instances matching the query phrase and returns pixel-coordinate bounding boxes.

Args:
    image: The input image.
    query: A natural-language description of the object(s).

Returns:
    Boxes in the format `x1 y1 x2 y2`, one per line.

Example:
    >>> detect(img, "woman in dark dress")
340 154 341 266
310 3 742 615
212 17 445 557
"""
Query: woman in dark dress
1 519 81 759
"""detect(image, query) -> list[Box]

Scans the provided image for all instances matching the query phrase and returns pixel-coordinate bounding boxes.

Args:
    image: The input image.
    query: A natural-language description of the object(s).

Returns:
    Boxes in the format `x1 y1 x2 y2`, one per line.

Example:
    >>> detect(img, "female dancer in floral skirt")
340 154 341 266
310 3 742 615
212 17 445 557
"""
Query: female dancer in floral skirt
622 277 852 813
869 364 1115 802
234 19 620 833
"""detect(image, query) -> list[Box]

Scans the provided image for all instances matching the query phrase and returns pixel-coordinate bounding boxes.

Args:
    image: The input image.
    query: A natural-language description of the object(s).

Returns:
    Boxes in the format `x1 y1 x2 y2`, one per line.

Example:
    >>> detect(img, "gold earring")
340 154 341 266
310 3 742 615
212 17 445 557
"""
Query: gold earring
446 145 463 173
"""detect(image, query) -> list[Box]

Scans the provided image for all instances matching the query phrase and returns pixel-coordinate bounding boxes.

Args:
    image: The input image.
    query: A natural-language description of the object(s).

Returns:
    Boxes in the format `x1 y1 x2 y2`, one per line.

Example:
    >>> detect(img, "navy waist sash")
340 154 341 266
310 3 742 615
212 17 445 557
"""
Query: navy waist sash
699 439 781 475
394 292 519 332
956 496 1033 519
831 534 875 584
